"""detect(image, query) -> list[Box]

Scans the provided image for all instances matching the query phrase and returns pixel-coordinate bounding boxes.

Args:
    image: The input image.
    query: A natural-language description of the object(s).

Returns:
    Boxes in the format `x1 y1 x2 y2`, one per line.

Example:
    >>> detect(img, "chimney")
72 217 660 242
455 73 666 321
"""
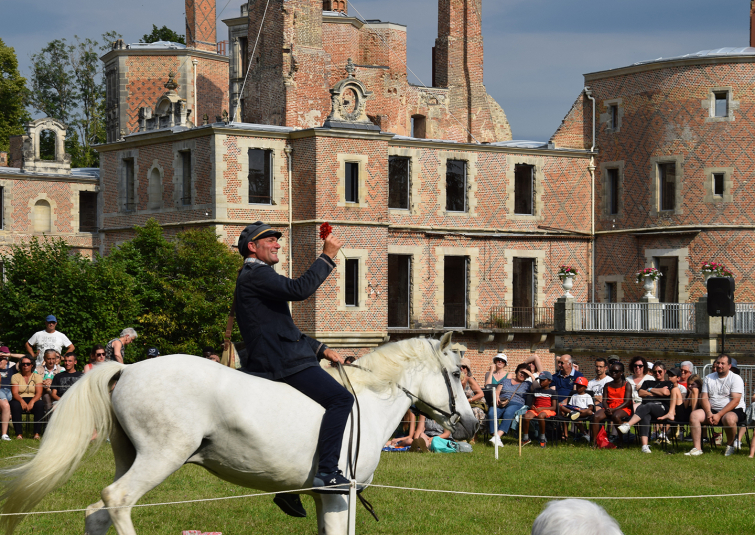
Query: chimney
323 1 347 14
186 0 217 52
751 1 755 47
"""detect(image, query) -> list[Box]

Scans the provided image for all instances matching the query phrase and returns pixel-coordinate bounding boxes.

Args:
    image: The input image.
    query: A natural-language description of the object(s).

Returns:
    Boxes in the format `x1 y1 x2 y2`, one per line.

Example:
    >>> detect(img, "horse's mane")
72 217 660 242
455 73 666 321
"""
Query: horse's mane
324 336 460 394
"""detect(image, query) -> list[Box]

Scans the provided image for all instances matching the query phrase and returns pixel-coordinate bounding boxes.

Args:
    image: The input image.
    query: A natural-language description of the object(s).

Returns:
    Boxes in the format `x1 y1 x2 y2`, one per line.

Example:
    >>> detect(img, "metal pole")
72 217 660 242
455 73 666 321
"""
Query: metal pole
722 316 726 354
348 479 357 535
492 386 499 460
518 413 522 457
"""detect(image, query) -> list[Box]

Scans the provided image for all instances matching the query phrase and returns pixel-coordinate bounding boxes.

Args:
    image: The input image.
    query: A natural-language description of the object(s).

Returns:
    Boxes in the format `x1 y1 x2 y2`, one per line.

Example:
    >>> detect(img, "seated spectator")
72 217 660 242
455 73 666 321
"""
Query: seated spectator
50 353 84 402
25 315 74 366
488 363 531 446
531 499 623 535
459 358 485 438
522 371 557 448
202 346 216 360
10 357 44 440
36 349 63 414
146 347 160 359
206 351 221 363
484 353 509 385
386 409 417 448
559 376 594 441
658 367 685 422
617 363 673 453
587 357 612 407
105 328 137 363
552 354 584 403
627 356 654 411
0 347 16 441
686 354 745 457
678 374 702 423
84 345 106 373
679 360 694 389
591 362 633 446
518 355 544 383
410 414 451 452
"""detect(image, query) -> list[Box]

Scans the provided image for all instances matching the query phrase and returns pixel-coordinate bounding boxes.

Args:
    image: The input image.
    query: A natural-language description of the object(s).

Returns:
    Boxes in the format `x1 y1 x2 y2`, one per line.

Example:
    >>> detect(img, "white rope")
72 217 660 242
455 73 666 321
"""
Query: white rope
234 0 272 122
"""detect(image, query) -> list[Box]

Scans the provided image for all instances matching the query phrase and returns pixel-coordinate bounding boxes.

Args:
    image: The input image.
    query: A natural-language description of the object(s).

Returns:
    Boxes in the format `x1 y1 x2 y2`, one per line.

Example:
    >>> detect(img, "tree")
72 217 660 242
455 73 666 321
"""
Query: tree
28 32 121 168
0 38 30 152
141 25 185 45
0 238 140 364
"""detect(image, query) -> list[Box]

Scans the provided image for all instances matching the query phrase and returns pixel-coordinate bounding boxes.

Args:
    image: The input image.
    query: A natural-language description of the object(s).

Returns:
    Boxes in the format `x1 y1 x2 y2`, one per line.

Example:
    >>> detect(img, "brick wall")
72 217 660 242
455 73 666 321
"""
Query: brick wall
186 0 217 52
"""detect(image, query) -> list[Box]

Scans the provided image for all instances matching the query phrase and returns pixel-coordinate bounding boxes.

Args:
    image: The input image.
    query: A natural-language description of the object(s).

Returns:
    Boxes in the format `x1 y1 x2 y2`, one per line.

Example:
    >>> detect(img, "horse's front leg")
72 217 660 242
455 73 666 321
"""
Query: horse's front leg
312 493 349 535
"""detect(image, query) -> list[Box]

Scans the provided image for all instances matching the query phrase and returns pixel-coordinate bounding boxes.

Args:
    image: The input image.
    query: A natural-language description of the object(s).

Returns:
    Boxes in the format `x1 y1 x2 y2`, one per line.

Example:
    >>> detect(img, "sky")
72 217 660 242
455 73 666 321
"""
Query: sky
0 0 748 141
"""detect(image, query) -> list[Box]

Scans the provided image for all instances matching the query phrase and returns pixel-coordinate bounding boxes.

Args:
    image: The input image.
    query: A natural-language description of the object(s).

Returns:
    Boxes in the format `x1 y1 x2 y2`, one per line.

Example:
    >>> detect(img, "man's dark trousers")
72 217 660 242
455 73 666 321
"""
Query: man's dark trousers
280 366 354 474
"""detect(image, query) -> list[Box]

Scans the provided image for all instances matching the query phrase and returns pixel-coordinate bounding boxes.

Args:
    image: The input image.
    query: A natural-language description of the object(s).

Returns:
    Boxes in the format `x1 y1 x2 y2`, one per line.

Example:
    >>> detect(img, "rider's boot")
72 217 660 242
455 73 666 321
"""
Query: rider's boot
273 493 307 517
312 470 351 494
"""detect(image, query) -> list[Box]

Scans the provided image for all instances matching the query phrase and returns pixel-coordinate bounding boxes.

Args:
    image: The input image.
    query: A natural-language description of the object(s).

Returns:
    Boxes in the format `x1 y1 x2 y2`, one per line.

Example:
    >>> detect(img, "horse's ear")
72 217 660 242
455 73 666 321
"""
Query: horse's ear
439 331 453 352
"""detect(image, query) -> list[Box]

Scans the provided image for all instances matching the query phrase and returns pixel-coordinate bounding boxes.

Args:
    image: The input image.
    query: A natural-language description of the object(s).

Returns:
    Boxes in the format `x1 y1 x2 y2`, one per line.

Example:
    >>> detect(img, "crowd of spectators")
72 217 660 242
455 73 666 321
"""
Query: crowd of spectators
0 314 227 441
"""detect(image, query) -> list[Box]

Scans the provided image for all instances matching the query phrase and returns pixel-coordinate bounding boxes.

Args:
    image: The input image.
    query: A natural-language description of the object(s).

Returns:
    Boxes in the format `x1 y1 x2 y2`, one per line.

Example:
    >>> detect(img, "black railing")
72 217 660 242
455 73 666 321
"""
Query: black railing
485 306 554 330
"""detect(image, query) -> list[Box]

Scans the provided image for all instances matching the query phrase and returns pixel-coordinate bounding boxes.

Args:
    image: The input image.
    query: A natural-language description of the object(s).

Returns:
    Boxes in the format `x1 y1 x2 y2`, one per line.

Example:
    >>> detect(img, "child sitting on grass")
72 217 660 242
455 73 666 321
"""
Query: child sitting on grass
559 376 595 441
522 371 557 447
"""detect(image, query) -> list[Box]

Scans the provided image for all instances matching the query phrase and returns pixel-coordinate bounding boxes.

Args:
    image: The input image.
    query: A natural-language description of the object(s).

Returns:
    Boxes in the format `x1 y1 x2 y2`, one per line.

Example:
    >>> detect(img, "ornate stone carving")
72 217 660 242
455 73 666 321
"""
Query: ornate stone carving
323 59 380 131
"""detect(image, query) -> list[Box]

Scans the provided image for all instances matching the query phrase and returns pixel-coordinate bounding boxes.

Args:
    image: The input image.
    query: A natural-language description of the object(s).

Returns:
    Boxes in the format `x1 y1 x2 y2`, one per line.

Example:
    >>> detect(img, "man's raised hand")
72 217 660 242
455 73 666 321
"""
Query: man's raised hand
323 233 343 260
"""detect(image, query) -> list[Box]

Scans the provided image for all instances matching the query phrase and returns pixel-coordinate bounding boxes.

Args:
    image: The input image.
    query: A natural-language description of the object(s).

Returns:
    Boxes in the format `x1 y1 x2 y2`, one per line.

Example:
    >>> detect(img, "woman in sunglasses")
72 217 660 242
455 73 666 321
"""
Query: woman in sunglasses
84 344 107 373
9 357 44 439
627 356 653 411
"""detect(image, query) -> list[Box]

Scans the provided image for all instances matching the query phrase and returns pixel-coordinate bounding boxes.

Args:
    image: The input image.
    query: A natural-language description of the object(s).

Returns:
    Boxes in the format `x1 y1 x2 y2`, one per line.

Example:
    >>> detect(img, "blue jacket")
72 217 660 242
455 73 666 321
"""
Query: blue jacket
236 254 335 380
552 369 585 402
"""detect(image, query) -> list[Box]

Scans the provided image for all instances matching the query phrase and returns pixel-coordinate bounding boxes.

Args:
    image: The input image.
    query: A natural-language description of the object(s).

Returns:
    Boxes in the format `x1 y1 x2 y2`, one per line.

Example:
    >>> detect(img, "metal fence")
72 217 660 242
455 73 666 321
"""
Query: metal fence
700 364 755 403
485 306 554 329
573 302 695 333
724 304 755 334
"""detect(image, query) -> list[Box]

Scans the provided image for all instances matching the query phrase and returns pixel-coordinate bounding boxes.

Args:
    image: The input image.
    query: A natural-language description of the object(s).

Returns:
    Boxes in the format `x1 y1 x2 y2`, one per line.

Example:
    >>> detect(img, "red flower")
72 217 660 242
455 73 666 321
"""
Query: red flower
319 222 333 240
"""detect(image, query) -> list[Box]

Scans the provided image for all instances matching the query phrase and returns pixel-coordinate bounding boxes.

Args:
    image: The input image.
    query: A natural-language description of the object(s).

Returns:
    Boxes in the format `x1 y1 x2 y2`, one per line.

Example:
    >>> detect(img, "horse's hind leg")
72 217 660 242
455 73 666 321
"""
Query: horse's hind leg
314 494 349 535
86 420 136 535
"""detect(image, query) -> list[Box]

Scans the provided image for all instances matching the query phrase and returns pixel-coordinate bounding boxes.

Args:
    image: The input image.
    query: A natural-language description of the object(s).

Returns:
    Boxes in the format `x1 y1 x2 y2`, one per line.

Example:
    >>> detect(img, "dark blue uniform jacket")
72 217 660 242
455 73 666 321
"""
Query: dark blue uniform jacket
236 254 335 380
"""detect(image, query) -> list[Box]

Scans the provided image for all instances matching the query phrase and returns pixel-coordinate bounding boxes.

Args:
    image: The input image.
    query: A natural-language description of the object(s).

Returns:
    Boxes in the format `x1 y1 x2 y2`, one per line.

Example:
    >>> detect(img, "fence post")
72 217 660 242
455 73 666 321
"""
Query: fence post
492 387 499 460
554 297 575 331
695 296 722 355
348 479 357 535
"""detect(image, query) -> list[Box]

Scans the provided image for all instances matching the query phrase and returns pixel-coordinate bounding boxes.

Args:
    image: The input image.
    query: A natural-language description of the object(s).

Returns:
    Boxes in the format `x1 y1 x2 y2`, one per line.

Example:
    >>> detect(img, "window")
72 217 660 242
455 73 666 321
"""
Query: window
443 256 467 328
181 151 192 205
33 199 51 233
79 192 97 232
610 104 619 129
388 255 411 328
345 259 359 306
713 173 725 196
514 164 534 215
239 36 248 78
653 257 679 303
124 158 135 211
345 161 359 204
248 149 272 204
388 156 410 209
411 115 426 138
445 160 466 212
606 282 617 303
714 92 728 117
658 163 676 211
607 168 619 214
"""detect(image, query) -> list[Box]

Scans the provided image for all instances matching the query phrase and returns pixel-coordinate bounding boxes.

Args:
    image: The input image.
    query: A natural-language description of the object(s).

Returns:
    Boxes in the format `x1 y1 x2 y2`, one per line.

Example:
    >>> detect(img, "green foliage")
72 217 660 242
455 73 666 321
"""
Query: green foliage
141 25 186 45
0 238 140 362
0 38 30 152
27 32 121 168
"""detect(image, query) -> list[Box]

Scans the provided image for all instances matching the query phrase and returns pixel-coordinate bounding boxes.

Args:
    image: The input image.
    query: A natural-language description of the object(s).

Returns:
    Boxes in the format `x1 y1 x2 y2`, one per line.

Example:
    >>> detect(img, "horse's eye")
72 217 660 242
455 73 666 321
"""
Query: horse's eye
453 371 461 379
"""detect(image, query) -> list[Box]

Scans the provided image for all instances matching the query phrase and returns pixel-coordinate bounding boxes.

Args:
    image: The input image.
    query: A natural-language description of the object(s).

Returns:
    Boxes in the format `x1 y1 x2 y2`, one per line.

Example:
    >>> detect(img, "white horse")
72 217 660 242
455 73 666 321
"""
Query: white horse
0 332 477 535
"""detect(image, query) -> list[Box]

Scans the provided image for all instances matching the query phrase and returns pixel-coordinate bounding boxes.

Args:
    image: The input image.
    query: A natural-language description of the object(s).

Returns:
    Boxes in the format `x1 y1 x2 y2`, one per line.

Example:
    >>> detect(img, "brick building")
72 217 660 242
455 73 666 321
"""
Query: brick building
0 118 100 261
92 0 755 373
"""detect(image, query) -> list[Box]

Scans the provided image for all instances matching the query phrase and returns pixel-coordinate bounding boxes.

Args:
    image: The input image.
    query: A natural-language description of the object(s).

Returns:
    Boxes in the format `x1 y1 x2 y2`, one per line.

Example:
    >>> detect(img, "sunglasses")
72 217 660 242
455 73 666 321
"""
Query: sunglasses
20 362 33 367
95 352 105 356
653 370 665 375
633 364 644 368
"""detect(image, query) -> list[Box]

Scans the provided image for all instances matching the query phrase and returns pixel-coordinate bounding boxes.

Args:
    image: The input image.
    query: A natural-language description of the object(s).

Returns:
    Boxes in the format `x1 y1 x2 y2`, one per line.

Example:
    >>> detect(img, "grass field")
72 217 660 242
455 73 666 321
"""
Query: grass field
1 435 754 534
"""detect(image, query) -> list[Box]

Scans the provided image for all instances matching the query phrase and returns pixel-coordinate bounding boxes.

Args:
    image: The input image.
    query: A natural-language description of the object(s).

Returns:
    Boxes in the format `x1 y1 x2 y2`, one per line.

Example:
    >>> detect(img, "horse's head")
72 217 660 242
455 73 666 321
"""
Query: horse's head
413 332 479 440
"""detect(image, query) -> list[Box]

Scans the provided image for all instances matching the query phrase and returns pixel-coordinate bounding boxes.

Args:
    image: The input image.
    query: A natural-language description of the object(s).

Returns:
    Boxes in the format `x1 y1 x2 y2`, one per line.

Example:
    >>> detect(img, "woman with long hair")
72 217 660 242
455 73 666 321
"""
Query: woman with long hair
488 363 531 447
591 362 633 447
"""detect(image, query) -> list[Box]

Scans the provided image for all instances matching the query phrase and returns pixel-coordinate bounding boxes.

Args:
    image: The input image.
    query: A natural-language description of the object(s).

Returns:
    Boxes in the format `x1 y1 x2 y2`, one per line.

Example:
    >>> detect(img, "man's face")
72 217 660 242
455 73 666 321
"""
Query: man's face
44 354 56 368
249 237 281 265
45 320 57 333
595 361 607 377
63 355 76 372
557 356 572 375
714 357 731 375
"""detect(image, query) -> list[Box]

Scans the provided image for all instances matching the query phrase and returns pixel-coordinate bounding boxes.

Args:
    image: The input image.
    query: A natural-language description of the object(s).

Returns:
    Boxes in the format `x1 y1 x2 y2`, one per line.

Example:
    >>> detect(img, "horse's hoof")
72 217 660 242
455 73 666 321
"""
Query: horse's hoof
273 493 307 517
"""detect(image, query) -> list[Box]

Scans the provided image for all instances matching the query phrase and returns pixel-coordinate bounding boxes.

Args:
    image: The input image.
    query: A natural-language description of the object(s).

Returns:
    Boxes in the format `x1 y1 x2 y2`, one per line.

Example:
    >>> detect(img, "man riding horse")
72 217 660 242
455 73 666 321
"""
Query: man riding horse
235 222 354 513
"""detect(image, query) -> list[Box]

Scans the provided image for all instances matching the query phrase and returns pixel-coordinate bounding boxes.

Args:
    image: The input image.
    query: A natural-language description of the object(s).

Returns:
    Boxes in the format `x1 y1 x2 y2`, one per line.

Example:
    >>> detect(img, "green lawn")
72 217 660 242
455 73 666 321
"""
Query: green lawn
1 436 754 534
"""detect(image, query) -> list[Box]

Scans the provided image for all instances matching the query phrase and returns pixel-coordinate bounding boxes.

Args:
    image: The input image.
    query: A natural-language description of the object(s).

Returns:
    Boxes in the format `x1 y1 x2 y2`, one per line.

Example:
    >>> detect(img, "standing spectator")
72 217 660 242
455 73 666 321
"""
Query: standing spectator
488 363 531 446
50 353 83 401
10 357 44 440
146 347 160 359
679 360 694 389
35 349 62 414
686 355 745 457
0 347 16 441
587 357 613 406
25 315 74 366
591 362 633 446
105 328 137 364
627 356 654 411
617 363 672 453
522 371 557 448
84 345 106 373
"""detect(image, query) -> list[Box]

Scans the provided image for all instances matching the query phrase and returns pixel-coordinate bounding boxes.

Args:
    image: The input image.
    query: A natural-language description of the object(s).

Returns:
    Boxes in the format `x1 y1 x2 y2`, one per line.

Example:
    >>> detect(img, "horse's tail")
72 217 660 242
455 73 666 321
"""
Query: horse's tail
0 361 126 534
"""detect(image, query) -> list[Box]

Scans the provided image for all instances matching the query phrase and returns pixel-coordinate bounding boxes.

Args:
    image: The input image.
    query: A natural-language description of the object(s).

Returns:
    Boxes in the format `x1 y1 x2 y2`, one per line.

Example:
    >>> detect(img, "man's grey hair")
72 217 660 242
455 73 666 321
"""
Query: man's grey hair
120 328 138 339
43 348 57 357
531 499 623 535
680 360 694 371
559 354 572 364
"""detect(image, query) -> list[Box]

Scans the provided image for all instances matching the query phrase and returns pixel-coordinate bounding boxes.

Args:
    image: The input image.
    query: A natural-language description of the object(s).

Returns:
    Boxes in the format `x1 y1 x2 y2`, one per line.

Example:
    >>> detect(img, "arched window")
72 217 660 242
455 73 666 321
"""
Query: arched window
148 168 162 209
33 199 51 233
